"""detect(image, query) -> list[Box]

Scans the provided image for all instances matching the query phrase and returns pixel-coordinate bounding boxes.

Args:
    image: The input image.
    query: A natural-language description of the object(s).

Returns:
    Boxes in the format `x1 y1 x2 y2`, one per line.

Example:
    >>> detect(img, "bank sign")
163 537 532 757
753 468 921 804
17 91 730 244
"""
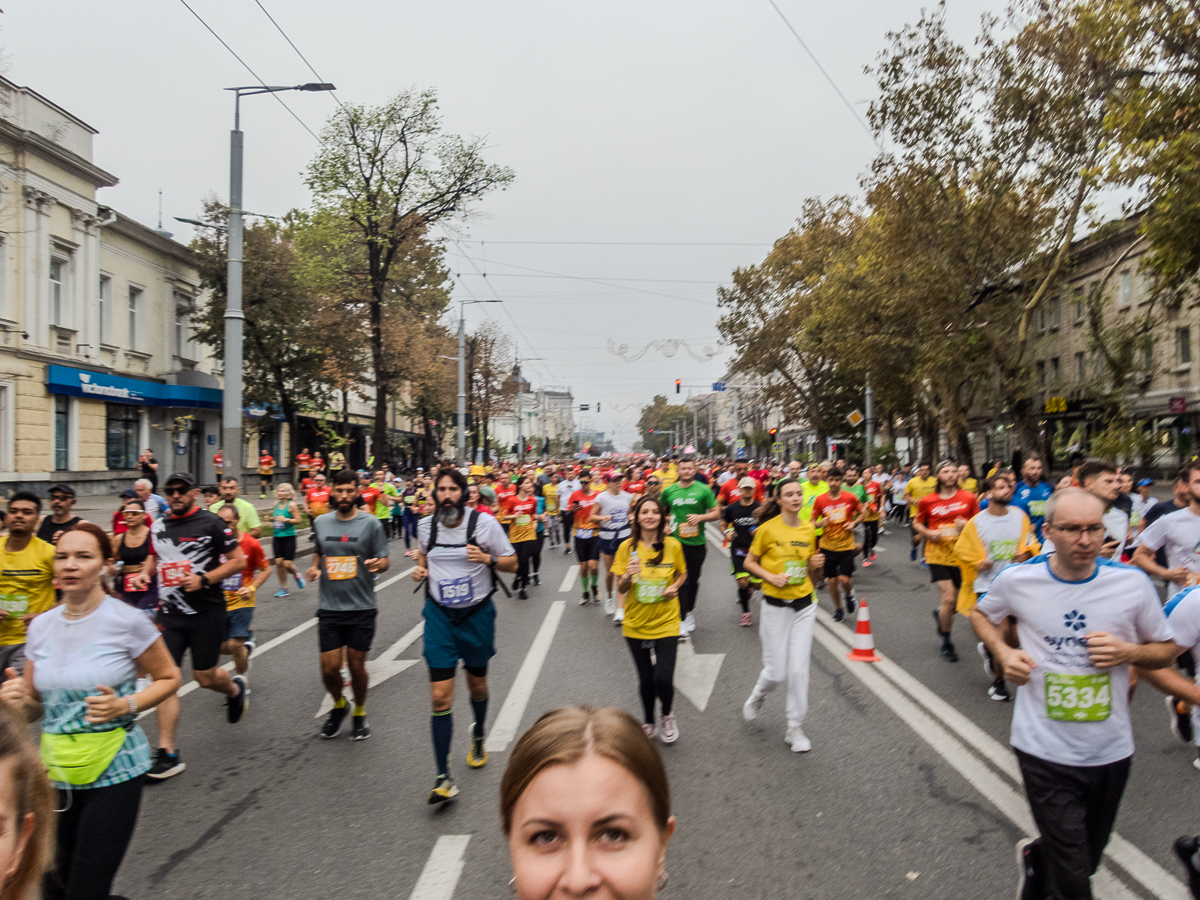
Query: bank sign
46 365 222 410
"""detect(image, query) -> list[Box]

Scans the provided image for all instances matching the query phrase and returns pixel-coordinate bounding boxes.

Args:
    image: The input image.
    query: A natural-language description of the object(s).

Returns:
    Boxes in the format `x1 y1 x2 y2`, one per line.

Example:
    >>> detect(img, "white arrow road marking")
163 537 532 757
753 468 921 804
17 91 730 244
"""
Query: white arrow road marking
558 566 578 593
486 600 565 752
409 834 470 900
314 620 425 717
673 638 725 712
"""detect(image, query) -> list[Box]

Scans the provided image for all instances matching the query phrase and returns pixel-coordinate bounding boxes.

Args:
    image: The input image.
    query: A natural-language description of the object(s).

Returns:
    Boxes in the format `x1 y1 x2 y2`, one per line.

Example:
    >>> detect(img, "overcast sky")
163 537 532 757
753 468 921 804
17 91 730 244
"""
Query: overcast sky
8 0 996 450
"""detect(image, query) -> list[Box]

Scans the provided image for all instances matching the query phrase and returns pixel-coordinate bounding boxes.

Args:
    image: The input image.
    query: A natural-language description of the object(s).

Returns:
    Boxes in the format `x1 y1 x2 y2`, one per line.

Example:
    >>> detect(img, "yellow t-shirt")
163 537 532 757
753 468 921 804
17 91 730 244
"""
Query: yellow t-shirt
800 480 829 523
0 536 56 645
542 483 559 515
959 477 978 494
904 476 938 506
611 537 685 640
656 466 678 488
748 516 817 602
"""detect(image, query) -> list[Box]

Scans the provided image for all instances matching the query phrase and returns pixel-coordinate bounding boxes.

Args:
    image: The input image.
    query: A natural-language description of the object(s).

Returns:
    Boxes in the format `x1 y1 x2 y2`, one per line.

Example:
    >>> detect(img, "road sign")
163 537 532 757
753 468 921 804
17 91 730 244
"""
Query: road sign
847 409 864 427
771 441 783 453
735 438 746 461
712 382 726 392
1170 396 1188 414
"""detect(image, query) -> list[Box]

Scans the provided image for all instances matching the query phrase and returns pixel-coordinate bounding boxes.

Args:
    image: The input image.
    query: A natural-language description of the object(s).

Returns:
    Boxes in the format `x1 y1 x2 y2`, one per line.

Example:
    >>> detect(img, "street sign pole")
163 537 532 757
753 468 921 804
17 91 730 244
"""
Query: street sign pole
865 370 875 467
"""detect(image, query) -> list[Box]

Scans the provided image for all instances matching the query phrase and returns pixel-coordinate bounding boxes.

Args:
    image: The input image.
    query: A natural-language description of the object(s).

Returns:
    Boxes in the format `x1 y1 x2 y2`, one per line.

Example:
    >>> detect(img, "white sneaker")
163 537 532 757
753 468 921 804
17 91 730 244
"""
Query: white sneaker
614 608 625 627
682 613 696 634
742 692 765 722
603 594 616 616
785 727 811 753
659 713 679 744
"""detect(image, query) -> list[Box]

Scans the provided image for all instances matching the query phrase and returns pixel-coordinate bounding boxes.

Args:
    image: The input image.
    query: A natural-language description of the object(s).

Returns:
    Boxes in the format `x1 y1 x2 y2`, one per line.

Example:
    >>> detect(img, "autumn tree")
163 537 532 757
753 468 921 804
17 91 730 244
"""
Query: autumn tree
636 396 692 456
467 321 518 462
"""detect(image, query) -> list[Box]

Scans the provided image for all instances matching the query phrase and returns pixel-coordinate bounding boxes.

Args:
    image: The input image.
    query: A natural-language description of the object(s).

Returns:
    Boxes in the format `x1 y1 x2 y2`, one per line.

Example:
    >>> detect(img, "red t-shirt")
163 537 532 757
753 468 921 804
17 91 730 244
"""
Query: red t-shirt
719 478 764 506
310 457 326 472
240 533 268 577
259 455 275 469
503 496 540 543
213 453 224 468
495 484 516 508
113 510 128 535
812 491 861 552
296 453 311 470
360 486 381 516
627 481 645 495
864 481 883 520
568 489 601 537
306 487 331 517
916 490 979 565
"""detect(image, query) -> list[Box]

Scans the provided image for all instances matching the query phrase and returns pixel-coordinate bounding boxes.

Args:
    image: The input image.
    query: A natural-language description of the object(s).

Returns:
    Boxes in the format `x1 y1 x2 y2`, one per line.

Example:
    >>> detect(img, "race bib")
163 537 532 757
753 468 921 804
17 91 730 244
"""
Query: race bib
122 575 144 594
1186 572 1200 588
636 578 669 604
610 510 628 527
159 560 193 588
1044 672 1112 722
679 522 699 539
0 594 28 615
274 520 287 531
325 557 358 581
1028 500 1047 518
784 559 807 585
221 574 242 592
988 539 1019 562
438 575 475 608
515 515 532 527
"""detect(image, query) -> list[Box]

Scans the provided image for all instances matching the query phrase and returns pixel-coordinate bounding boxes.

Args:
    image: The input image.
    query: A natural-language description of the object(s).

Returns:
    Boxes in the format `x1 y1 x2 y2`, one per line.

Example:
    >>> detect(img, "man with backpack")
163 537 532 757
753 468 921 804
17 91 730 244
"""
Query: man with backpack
412 467 516 805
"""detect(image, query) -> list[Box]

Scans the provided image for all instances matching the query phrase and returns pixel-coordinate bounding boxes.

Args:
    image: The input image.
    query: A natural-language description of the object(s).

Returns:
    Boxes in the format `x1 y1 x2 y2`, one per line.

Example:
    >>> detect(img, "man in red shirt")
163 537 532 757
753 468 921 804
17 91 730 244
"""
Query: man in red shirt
296 448 312 480
358 475 382 517
305 474 331 519
567 468 603 604
258 451 276 499
812 470 864 623
913 460 979 662
718 462 764 512
215 504 271 677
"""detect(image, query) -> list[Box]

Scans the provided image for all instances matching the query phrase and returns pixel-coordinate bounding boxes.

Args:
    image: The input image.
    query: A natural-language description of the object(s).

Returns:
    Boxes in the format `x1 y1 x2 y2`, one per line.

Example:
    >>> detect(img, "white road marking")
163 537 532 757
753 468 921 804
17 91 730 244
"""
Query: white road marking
813 613 1185 900
314 620 425 716
408 834 470 900
558 566 578 593
674 639 725 712
486 600 566 752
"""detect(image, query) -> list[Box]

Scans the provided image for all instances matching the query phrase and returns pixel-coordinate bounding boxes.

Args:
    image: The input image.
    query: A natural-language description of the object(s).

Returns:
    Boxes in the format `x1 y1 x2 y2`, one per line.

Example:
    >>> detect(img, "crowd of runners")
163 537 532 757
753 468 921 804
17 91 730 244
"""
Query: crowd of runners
3 448 1200 898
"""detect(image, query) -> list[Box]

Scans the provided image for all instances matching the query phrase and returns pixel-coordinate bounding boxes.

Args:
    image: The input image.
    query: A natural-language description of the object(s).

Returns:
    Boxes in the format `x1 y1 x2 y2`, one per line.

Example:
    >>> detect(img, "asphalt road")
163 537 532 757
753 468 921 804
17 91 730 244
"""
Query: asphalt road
113 522 1199 900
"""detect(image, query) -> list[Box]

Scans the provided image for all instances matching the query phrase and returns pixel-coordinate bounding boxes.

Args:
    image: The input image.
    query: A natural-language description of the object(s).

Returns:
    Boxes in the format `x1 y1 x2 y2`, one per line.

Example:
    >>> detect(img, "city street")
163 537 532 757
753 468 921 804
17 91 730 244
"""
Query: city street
116 523 1198 900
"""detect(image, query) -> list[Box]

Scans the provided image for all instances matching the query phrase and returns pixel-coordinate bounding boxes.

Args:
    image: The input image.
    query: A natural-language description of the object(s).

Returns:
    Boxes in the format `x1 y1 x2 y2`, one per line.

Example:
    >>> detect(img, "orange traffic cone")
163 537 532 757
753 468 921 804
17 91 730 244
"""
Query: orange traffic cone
846 599 883 663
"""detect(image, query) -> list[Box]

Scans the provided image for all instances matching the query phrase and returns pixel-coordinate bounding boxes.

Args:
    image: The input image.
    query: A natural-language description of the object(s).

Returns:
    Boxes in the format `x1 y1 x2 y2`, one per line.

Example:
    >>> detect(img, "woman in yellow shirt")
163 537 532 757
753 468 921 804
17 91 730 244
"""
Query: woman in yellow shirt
741 479 825 754
611 496 688 746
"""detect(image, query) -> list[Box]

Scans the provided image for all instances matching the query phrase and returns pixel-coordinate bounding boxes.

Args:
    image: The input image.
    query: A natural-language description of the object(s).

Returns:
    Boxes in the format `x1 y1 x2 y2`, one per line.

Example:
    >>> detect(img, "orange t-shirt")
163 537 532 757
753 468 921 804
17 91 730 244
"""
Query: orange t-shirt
916 490 979 565
812 491 861 552
568 489 601 538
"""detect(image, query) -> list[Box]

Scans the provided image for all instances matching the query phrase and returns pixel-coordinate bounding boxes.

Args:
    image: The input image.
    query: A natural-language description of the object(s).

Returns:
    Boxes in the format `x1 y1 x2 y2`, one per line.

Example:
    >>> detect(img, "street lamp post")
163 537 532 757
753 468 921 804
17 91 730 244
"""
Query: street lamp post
221 83 334 475
456 298 500 466
513 356 544 462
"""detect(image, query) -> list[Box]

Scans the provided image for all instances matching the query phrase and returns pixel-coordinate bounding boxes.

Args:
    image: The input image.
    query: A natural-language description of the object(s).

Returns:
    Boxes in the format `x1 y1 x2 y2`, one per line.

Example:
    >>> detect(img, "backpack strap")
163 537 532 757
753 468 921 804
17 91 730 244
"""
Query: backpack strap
426 514 439 554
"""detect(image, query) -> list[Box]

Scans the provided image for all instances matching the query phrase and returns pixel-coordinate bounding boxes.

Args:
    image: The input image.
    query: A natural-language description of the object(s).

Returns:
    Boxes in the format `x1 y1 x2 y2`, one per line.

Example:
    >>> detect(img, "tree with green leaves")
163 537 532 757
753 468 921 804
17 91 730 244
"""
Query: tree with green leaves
637 396 692 456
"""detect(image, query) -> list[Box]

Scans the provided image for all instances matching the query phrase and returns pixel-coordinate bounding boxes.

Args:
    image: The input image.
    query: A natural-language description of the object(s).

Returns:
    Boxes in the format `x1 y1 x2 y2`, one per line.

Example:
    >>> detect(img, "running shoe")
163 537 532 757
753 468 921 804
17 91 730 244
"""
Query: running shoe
845 594 857 615
564 546 572 556
642 722 655 740
614 608 625 627
592 585 600 601
296 574 306 589
832 609 845 623
428 775 460 805
1168 695 1195 743
1016 838 1045 900
603 594 616 616
243 639 256 674
659 714 679 744
740 612 752 627
1174 836 1200 898
226 675 249 723
682 613 696 634
579 595 590 606
321 703 351 739
146 748 186 781
977 642 994 679
987 679 1010 702
785 727 811 753
467 731 488 768
274 589 289 598
350 716 371 741
518 588 528 600
940 642 959 663
532 573 540 586
862 559 873 567
742 692 765 722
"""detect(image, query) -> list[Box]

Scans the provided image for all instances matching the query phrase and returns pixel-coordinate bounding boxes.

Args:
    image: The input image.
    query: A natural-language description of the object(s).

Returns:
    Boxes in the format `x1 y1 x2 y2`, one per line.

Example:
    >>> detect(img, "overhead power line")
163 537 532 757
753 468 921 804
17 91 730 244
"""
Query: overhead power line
462 240 771 247
175 0 322 142
251 0 344 110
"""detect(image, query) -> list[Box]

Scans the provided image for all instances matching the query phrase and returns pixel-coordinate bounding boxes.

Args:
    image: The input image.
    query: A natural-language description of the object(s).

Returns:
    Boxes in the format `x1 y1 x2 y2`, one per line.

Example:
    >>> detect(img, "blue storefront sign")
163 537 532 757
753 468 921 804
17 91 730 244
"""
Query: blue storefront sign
46 365 222 410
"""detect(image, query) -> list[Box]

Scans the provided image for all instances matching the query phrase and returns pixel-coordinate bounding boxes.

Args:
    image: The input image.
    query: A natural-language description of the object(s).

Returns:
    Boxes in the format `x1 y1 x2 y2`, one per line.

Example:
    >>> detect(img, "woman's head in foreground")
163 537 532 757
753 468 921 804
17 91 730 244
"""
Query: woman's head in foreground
501 706 675 899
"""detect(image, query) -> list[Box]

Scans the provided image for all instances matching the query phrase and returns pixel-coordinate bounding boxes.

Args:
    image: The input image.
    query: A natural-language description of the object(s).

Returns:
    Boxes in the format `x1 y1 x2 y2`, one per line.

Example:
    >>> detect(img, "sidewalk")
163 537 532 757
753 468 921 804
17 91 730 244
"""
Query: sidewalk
73 490 278 530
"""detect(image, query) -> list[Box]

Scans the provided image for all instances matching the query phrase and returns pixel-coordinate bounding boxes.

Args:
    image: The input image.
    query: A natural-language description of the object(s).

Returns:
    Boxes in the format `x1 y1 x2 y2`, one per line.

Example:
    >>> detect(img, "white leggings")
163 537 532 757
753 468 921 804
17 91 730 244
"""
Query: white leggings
750 600 816 729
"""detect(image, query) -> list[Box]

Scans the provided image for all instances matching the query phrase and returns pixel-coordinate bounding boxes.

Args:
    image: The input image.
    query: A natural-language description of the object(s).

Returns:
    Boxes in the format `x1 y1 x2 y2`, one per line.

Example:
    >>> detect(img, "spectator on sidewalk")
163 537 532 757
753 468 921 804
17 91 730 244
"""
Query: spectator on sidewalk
139 448 159 492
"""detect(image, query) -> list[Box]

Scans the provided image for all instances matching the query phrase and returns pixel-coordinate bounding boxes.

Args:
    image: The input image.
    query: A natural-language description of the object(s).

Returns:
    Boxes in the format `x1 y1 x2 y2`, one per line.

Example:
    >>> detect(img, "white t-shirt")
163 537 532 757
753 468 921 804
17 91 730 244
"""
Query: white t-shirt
556 479 581 511
716 471 734 486
977 556 1174 766
26 597 159 695
1164 587 1200 746
1042 506 1131 559
419 511 515 609
1137 507 1200 597
970 507 1030 594
891 477 909 501
595 491 633 539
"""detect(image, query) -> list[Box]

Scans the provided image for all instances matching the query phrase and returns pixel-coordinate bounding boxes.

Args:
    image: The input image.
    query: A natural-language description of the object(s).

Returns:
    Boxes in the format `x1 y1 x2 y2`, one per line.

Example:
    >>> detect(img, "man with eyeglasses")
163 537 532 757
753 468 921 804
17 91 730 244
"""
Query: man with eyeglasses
973 487 1179 900
36 483 80 546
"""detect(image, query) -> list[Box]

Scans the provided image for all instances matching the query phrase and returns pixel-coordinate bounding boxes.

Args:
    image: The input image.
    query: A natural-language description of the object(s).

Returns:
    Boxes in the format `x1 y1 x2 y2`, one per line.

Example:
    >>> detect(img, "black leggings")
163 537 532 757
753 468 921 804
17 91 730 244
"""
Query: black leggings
514 541 536 588
625 636 678 723
862 520 879 558
532 534 544 574
46 776 144 900
679 543 707 617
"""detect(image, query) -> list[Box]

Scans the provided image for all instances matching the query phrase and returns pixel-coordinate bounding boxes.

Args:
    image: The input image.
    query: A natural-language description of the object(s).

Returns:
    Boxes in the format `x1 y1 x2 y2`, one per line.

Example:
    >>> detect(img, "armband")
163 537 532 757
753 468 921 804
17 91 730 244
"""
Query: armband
127 696 138 715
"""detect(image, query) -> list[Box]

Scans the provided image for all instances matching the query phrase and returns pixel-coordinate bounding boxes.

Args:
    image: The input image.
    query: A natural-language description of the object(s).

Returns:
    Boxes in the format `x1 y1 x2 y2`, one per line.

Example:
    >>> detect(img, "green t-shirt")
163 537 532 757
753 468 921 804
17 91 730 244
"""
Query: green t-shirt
848 483 868 505
660 480 716 546
375 483 399 520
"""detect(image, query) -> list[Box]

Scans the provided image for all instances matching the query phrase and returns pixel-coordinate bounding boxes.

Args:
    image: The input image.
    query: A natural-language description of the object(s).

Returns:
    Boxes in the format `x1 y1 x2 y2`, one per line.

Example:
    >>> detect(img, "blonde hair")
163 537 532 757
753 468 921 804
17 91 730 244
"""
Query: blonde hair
276 483 296 500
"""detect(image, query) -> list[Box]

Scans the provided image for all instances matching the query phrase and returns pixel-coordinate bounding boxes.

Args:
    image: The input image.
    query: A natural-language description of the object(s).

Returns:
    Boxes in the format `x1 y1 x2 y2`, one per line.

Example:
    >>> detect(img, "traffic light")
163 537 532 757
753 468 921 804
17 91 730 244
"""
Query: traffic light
597 402 601 412
675 379 681 394
511 443 519 455
525 443 532 454
769 428 778 438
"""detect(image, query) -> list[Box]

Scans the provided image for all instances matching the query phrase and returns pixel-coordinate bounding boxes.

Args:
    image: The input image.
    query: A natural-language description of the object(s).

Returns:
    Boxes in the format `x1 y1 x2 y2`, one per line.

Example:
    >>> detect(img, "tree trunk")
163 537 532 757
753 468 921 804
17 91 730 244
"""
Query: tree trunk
955 429 974 472
1010 395 1044 470
369 284 391 469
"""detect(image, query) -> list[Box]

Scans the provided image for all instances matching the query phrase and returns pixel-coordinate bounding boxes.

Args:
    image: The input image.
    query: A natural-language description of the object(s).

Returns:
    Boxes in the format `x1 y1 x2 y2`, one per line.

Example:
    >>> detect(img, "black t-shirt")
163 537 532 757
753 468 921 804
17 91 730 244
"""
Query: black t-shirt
722 500 760 552
141 457 158 476
36 515 80 546
150 507 238 615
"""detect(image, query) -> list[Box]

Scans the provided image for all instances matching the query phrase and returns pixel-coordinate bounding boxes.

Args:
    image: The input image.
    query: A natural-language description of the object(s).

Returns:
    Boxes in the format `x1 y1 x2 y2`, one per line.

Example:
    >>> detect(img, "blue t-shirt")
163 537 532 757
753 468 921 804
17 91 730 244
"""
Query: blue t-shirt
1012 480 1054 541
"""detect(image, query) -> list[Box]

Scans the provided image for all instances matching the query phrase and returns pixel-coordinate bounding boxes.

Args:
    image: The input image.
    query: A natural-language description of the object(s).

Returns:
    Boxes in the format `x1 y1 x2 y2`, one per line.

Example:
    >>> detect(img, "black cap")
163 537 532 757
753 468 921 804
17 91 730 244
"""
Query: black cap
119 489 137 499
164 472 198 488
48 483 76 497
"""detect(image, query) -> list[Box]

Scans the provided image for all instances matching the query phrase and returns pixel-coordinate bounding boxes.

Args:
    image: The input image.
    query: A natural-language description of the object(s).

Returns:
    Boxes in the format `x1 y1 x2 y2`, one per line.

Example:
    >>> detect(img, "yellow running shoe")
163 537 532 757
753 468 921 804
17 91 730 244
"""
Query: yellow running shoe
467 732 488 769
427 775 459 805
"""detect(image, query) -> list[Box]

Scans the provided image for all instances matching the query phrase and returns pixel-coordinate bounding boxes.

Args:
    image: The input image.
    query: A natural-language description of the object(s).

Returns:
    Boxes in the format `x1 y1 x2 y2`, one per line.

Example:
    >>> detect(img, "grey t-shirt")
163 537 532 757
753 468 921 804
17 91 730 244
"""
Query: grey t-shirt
596 491 633 539
312 511 389 611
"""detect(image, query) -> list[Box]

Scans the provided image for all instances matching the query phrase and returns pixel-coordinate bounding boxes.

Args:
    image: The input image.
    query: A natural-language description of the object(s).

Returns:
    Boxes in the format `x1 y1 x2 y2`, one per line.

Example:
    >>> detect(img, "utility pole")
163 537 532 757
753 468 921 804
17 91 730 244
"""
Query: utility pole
733 388 741 460
865 370 875 467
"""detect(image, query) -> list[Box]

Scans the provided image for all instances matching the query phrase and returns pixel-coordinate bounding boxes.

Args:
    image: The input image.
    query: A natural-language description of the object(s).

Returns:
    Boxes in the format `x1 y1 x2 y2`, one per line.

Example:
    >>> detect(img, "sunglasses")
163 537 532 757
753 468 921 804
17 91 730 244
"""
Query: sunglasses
122 509 144 516
162 486 192 496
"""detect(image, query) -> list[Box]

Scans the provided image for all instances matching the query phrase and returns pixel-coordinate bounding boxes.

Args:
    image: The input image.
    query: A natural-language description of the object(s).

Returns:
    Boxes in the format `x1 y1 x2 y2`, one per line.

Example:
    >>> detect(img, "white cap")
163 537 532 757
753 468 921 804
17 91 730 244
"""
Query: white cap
738 476 758 489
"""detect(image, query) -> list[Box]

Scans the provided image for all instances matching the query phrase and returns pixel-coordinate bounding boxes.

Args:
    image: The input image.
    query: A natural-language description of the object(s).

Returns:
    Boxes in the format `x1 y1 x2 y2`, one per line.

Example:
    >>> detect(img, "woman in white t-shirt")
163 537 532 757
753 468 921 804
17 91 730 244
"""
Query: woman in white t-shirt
0 523 180 900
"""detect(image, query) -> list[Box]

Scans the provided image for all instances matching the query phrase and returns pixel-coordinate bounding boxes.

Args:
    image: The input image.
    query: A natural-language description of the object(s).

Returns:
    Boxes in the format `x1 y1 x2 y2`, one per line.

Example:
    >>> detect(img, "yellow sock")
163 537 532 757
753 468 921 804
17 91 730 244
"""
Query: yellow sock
353 705 366 717
333 697 347 709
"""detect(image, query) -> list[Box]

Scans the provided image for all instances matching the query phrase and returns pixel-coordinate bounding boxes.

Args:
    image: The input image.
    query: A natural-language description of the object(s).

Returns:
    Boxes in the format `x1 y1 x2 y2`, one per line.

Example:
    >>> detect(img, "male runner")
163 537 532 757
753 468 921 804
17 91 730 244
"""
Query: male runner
1074 459 1131 560
216 504 271 676
0 493 54 674
661 456 719 636
307 469 389 742
296 447 312 482
209 477 262 539
904 463 938 561
913 461 979 662
1012 455 1053 543
135 478 168 521
412 467 515 803
812 469 863 623
372 470 399 540
722 476 762 627
36 483 80 546
973 488 1178 900
149 472 248 780
1134 462 1200 599
556 468 581 556
305 473 331 520
567 469 603 604
594 472 633 615
258 449 275 498
799 464 829 523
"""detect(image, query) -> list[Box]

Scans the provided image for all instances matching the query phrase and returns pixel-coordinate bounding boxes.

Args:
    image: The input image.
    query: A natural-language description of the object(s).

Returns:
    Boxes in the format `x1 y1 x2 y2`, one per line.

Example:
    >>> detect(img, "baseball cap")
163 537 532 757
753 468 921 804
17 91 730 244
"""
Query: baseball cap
1137 478 1153 487
48 483 76 497
738 476 758 489
163 472 198 488
607 471 623 482
119 489 137 499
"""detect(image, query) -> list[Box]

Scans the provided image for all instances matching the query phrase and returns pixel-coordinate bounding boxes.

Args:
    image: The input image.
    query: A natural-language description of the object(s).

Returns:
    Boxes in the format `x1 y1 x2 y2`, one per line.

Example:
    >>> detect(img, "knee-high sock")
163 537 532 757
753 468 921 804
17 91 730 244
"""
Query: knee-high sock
432 710 453 777
737 585 750 613
471 694 488 737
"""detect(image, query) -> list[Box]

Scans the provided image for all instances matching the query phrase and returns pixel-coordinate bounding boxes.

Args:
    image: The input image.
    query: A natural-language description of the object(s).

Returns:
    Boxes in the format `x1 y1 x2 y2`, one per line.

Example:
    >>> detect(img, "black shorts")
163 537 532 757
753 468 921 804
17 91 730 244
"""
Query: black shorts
574 535 600 562
317 608 377 653
159 606 226 672
272 534 296 561
929 564 962 587
823 549 856 579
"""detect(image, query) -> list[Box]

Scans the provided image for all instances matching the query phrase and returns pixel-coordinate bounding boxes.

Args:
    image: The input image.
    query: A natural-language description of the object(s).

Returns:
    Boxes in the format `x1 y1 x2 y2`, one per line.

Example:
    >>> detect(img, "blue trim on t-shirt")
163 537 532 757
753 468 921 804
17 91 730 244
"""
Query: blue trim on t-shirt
1165 585 1200 618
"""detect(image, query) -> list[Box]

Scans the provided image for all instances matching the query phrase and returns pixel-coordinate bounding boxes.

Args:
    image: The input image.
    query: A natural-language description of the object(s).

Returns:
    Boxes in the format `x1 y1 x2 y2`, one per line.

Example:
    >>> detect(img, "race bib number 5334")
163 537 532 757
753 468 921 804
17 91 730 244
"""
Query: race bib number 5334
1045 672 1112 721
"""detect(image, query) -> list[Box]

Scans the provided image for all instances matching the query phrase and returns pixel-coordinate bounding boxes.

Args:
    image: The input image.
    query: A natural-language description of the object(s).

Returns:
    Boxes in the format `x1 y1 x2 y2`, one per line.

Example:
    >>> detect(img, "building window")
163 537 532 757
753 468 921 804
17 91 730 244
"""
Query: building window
98 275 112 345
1035 306 1046 334
105 403 139 469
1118 270 1133 309
1075 351 1086 381
49 259 64 326
1049 297 1061 330
53 395 69 472
127 287 142 351
1050 357 1060 385
1036 360 1046 387
1179 327 1192 365
174 306 192 359
1143 343 1155 372
1072 287 1084 323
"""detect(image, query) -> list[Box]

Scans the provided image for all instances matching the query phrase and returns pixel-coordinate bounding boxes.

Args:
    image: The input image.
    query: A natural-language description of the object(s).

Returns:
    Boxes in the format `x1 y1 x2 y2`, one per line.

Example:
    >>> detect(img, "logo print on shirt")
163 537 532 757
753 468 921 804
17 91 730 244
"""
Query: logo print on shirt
1064 610 1087 631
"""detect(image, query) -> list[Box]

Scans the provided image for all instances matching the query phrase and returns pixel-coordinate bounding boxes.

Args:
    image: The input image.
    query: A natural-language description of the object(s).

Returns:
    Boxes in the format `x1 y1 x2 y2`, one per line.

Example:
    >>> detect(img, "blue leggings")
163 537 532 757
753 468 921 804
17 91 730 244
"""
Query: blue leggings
402 510 420 548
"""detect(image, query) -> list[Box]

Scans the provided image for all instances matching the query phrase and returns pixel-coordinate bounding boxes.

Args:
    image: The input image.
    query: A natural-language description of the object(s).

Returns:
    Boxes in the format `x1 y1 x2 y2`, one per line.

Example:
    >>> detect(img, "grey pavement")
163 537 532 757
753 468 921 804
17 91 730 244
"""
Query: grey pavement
112 522 1198 899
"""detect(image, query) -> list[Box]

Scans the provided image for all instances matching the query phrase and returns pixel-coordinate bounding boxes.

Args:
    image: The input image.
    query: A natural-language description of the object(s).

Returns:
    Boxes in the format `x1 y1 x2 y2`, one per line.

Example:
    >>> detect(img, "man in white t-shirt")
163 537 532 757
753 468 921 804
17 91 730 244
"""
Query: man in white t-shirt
1040 459 1131 561
556 471 581 557
592 473 633 615
974 488 1178 900
1134 462 1200 598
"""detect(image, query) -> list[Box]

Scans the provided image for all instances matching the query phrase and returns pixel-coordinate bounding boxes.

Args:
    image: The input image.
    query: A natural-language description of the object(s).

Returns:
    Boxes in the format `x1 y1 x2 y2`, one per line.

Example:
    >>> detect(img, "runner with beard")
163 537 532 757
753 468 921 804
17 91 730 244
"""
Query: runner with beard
414 467 516 803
